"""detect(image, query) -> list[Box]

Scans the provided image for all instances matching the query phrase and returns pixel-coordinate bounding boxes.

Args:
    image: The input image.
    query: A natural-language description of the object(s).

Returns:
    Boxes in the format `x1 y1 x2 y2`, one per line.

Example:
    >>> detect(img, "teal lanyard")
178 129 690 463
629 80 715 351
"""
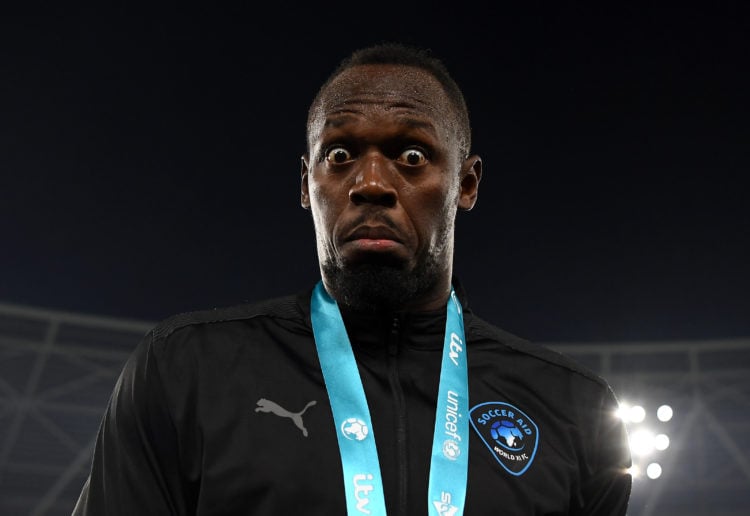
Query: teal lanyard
310 281 469 515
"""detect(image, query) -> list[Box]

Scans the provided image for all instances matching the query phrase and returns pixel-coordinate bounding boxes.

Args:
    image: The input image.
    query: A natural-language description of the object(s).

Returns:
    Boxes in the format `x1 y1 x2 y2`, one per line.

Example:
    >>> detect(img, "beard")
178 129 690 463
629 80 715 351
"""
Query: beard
322 251 443 313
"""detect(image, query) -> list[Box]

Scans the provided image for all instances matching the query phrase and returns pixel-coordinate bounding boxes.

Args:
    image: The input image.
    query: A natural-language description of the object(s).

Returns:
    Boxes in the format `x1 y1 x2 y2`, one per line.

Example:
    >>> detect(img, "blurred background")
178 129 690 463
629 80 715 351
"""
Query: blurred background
1 4 748 515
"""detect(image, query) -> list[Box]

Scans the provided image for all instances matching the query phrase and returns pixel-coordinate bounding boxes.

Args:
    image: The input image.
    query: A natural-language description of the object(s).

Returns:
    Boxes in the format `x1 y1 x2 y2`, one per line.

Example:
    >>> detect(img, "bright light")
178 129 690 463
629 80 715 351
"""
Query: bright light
627 464 641 478
657 405 673 422
630 429 655 456
646 463 662 479
654 433 670 451
615 403 630 421
629 405 646 423
616 402 646 423
616 399 673 481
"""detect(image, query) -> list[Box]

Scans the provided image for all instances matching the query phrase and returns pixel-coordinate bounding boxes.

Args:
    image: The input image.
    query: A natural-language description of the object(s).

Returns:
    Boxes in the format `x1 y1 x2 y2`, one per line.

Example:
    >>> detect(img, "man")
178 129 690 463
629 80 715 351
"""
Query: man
74 43 632 515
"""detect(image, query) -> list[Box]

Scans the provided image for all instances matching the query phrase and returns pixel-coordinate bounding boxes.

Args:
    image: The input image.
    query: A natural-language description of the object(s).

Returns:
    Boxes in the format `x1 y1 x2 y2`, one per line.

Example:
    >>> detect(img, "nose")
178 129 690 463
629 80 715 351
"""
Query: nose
349 152 397 207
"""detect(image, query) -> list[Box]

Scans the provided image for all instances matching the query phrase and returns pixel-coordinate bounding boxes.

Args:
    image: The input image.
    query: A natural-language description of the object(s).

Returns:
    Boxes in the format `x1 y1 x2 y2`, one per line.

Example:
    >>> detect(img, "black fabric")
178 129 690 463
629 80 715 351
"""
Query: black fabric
74 283 631 515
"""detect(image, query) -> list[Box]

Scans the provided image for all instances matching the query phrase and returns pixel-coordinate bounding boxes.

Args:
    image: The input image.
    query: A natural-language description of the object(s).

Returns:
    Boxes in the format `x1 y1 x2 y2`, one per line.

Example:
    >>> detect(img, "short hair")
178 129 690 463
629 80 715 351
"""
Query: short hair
307 43 472 158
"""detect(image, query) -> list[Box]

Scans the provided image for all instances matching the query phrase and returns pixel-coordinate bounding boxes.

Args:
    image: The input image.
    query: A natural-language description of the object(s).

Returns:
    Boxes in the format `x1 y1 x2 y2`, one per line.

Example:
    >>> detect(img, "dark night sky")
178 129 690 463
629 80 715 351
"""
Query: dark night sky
1 5 748 343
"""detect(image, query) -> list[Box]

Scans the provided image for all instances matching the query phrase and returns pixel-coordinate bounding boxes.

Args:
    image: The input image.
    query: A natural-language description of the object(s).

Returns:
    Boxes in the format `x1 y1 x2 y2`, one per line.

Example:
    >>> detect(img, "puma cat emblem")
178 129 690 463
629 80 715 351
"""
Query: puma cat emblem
255 398 317 437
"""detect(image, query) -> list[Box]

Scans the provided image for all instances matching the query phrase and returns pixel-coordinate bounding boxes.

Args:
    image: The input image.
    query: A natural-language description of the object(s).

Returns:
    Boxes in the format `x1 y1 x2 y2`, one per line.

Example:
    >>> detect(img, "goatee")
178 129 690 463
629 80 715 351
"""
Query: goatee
323 256 441 313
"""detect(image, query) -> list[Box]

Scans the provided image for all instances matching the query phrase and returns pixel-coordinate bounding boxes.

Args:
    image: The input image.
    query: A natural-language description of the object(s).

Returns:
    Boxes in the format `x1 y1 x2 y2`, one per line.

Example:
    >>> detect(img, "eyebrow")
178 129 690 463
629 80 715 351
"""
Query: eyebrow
400 118 437 134
323 115 357 129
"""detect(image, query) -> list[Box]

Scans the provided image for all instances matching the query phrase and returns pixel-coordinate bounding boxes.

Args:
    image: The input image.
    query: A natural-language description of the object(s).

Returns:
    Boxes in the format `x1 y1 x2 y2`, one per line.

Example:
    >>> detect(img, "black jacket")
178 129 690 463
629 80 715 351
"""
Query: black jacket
74 284 631 515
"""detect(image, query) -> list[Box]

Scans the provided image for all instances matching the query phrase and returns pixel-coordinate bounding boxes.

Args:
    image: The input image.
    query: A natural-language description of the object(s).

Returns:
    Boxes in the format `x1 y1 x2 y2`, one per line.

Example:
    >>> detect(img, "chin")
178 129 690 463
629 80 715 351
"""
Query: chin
323 258 439 313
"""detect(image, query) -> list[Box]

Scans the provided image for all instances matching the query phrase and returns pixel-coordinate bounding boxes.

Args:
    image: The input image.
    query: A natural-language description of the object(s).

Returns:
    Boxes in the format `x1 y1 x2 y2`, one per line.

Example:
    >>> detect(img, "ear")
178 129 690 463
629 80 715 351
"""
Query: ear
458 155 482 211
301 154 311 209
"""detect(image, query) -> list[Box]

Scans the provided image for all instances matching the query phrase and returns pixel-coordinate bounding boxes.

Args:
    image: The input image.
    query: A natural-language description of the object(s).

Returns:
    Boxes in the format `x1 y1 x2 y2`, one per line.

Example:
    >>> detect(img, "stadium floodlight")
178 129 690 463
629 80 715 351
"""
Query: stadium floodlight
657 404 673 422
654 433 670 451
630 429 656 456
616 399 673 481
615 402 630 421
616 401 647 423
646 463 662 479
629 405 646 423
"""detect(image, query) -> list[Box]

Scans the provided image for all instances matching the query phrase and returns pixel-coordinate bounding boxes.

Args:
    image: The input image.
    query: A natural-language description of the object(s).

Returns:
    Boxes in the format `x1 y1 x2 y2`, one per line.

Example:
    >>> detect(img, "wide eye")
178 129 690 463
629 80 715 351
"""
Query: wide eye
325 147 353 164
398 148 427 166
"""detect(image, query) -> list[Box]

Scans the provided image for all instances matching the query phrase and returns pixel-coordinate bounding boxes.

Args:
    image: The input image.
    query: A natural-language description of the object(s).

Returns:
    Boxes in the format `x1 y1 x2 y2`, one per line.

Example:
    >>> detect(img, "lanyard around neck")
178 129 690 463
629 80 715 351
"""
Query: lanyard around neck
310 281 469 515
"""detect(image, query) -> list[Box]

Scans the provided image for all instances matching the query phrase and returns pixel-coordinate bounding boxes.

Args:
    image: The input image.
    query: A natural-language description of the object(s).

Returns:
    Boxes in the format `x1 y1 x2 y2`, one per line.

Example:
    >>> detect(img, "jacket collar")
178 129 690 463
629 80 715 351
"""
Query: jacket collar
296 276 471 352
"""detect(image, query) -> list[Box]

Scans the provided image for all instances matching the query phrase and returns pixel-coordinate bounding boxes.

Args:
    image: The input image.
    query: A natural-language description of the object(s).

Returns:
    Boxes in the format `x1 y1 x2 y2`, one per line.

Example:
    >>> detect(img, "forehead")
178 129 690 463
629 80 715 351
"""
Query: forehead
309 64 455 141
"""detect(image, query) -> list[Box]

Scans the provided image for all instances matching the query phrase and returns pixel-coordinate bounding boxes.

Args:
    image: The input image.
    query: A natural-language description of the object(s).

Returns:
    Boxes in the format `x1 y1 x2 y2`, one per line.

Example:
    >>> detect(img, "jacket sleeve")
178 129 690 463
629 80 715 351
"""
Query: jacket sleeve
573 384 633 515
73 331 191 515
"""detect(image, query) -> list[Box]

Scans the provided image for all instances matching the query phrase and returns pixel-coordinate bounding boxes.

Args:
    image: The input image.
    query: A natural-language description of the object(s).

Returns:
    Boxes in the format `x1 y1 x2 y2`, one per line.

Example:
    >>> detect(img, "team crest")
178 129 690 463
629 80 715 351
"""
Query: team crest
469 402 539 476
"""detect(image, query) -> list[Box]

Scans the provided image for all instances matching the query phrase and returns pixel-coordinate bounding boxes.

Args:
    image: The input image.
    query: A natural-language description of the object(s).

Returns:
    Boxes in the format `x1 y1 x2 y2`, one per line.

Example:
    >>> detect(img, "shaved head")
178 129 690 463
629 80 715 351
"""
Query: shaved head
307 43 472 159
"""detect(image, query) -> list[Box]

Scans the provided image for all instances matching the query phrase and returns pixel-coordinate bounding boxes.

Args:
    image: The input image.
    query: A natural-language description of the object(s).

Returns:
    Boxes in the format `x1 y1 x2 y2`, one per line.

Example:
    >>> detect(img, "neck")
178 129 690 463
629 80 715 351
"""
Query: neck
397 279 452 312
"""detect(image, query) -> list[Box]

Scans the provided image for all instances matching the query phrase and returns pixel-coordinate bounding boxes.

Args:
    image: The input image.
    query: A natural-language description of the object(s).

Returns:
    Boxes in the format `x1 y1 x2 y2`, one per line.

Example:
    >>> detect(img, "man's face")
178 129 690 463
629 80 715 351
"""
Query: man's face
301 64 480 311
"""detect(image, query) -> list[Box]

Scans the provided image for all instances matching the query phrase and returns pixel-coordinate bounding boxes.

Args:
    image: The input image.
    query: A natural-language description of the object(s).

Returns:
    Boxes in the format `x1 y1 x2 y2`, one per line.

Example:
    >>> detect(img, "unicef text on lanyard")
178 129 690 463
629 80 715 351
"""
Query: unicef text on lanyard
311 281 469 515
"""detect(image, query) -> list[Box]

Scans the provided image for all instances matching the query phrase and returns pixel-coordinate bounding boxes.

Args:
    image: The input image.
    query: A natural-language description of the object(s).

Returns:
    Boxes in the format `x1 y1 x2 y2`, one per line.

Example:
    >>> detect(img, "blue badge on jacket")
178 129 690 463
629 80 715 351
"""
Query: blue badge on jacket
469 402 539 476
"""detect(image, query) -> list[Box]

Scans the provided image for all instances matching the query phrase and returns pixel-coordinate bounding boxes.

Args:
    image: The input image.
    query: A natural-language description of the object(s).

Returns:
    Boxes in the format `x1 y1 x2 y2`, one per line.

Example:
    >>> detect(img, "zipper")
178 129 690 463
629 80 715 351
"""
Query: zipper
387 315 408 515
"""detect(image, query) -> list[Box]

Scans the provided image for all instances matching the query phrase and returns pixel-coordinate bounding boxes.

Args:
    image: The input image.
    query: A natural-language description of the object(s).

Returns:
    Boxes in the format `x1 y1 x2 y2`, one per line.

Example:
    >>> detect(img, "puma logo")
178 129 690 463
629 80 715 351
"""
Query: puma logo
255 398 317 437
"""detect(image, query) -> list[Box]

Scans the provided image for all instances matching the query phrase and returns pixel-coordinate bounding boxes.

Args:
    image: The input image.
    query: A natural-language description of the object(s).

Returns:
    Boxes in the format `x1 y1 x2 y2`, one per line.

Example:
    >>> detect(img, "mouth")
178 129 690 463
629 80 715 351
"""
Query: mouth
346 225 402 243
343 225 404 253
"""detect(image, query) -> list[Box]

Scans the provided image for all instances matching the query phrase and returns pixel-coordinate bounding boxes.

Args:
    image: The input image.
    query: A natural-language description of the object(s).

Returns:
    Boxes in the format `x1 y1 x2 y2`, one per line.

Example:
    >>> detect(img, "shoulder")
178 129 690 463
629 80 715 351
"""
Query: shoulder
147 294 311 349
465 311 608 389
